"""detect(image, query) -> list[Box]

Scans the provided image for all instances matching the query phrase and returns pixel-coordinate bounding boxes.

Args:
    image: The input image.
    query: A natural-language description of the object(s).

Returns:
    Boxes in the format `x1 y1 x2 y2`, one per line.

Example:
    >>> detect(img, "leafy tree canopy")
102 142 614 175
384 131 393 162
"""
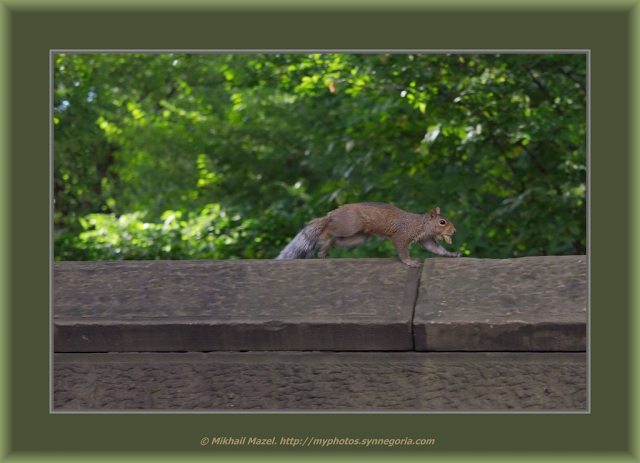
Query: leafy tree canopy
54 53 586 261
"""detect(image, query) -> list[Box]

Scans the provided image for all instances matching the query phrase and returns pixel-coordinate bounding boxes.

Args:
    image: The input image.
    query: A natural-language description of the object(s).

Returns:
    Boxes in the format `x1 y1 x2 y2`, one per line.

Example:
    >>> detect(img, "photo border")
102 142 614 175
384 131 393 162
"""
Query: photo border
2 1 637 461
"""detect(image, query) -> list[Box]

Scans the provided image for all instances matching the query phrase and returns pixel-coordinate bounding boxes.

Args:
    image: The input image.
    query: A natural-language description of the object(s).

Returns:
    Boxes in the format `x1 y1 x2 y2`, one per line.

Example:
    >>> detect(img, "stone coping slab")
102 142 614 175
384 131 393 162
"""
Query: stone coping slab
54 256 587 352
414 256 587 351
54 259 420 352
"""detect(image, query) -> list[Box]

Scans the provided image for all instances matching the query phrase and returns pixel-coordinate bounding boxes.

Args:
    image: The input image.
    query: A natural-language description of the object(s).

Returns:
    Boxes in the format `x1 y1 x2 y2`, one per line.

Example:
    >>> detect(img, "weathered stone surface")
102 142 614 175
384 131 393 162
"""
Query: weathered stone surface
53 352 587 411
414 256 587 351
54 259 420 352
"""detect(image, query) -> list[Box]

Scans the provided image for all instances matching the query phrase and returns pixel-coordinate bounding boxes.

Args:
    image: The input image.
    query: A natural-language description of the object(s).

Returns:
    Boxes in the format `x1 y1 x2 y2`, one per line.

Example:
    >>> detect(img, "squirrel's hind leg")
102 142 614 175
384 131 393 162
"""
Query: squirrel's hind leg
317 232 369 258
333 232 370 249
317 237 335 258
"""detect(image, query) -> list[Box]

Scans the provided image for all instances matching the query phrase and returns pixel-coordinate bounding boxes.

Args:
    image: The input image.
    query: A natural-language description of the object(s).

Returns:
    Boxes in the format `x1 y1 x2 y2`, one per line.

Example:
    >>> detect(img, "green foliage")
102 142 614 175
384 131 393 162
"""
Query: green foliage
54 53 586 261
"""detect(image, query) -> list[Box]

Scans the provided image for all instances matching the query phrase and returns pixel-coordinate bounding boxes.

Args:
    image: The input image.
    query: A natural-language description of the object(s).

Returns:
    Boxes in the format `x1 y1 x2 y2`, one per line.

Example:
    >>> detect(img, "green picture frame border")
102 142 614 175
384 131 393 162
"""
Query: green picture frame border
1 1 638 461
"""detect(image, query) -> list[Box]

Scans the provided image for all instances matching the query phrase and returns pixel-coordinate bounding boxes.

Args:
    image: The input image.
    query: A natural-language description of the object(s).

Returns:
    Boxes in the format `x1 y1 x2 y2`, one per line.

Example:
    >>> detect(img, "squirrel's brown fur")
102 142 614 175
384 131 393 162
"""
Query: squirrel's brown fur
275 202 461 267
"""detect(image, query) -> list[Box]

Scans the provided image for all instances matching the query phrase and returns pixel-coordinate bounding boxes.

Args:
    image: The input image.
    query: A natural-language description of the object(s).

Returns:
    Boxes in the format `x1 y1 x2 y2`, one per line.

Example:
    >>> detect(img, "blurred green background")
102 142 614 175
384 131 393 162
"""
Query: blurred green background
53 53 586 261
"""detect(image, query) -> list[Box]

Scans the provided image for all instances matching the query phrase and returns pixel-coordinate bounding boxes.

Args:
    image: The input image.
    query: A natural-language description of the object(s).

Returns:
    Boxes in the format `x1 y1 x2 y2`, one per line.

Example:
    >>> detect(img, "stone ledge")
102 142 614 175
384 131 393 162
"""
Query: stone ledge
414 256 587 351
53 256 586 352
53 352 587 410
54 259 420 352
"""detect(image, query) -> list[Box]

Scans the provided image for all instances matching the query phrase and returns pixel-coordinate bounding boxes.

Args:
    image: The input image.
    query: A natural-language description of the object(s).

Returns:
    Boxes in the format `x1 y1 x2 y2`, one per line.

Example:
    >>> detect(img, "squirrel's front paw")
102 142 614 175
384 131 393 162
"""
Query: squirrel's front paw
402 259 423 268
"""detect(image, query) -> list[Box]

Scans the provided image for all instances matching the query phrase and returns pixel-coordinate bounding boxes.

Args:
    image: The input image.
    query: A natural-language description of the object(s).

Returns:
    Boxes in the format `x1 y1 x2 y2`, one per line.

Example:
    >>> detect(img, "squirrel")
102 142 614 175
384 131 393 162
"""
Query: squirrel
275 202 461 267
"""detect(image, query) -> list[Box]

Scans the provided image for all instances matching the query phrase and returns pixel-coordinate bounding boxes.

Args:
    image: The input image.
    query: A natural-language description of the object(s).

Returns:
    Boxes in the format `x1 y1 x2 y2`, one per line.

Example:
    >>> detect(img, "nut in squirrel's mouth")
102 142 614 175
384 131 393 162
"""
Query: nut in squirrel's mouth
440 234 453 245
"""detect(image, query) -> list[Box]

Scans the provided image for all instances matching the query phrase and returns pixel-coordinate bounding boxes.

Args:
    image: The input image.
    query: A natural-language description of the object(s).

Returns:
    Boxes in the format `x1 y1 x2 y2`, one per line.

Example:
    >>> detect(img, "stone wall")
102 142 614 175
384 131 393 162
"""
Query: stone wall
53 256 588 411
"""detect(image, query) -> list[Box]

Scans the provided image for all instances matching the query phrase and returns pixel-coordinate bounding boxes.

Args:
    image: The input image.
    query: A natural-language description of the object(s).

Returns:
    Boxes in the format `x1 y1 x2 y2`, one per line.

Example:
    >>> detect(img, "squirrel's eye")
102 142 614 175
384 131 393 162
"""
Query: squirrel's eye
439 219 446 225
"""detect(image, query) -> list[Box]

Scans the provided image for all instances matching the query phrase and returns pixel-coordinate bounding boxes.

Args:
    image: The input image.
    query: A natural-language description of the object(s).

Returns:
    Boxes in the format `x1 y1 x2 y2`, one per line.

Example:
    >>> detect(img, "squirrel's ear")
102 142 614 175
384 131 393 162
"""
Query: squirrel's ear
430 207 440 215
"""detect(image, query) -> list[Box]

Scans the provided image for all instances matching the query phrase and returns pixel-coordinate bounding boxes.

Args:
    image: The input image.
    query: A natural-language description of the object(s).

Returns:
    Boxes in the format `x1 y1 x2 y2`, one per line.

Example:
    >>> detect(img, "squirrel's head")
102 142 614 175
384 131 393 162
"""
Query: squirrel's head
429 207 457 244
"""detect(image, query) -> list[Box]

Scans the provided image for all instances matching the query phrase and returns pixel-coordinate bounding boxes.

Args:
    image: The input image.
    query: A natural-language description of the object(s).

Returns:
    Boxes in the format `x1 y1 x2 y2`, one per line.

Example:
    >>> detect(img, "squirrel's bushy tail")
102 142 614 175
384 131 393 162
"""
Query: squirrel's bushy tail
275 216 330 260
